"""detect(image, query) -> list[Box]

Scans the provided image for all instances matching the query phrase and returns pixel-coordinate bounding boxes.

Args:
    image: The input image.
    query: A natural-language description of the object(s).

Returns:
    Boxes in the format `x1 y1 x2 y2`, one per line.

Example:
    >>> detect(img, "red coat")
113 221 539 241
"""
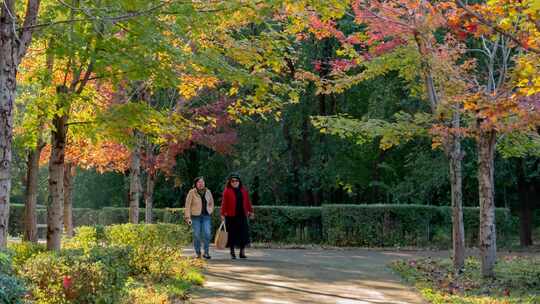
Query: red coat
220 186 253 217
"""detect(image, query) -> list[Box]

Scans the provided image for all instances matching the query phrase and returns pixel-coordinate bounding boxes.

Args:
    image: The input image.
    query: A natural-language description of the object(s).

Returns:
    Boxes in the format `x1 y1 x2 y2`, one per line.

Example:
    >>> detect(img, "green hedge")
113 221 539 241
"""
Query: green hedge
9 204 517 248
249 206 322 244
322 204 515 248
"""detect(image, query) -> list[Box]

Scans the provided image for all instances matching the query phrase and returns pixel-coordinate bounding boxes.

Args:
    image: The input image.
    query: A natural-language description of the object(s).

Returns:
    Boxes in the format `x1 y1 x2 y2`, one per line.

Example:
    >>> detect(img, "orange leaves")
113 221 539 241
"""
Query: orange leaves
40 139 130 173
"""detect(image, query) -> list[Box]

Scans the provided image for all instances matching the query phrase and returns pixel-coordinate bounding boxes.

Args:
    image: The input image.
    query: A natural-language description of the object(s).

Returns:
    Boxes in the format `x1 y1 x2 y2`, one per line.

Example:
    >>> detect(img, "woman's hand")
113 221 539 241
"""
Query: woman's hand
220 215 225 222
185 218 192 226
248 212 255 220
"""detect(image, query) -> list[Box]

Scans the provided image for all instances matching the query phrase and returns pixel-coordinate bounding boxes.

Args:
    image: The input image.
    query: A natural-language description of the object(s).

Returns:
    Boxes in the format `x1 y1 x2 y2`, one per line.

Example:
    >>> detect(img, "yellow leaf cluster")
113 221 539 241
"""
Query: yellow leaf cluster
177 75 219 100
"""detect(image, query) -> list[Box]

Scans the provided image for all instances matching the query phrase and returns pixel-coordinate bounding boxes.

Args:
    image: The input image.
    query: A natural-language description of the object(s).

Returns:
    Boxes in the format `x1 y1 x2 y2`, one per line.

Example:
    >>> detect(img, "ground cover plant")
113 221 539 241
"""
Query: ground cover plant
390 256 540 303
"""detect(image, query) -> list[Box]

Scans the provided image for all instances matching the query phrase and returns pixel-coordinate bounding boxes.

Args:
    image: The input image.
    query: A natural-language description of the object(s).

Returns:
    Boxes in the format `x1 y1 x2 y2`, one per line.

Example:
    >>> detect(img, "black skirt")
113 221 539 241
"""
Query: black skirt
225 215 250 248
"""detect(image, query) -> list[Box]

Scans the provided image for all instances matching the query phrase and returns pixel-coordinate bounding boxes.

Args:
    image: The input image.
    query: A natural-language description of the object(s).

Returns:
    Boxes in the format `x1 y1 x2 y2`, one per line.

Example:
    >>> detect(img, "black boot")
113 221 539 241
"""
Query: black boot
230 248 236 259
239 247 247 259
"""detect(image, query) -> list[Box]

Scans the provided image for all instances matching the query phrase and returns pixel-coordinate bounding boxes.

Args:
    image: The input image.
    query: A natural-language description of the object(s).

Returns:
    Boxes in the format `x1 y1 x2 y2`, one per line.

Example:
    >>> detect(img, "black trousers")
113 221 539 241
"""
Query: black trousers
225 215 250 249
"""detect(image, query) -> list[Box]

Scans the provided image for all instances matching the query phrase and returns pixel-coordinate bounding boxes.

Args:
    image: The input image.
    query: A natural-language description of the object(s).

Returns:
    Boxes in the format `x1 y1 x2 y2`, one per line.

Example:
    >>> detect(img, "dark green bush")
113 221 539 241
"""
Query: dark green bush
98 207 130 225
8 204 46 237
72 209 100 227
161 208 185 224
437 207 516 248
0 252 27 304
9 204 517 248
249 206 322 244
322 204 516 247
322 204 437 247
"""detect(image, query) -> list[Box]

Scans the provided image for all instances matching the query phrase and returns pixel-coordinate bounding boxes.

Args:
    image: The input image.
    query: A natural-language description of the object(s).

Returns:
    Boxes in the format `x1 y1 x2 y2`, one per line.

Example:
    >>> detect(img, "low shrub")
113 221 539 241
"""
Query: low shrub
63 226 105 253
104 224 190 279
20 246 133 304
0 273 27 304
105 223 190 249
6 223 203 304
7 242 46 272
0 252 27 304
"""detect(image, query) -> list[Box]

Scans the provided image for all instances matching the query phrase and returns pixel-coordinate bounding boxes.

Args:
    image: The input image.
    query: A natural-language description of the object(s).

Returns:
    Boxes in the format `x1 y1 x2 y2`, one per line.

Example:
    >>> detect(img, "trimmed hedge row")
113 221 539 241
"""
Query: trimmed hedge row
9 204 516 248
322 205 515 247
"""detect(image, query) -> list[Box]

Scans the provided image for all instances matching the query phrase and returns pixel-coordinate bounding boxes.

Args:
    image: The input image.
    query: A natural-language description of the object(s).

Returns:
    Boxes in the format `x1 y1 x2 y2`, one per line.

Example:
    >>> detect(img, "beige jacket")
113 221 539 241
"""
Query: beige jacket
184 188 214 218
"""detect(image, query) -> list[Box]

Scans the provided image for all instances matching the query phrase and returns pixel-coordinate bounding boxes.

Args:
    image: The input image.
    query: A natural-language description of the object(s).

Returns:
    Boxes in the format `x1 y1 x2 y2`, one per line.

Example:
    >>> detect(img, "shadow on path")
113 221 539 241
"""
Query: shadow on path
189 248 428 304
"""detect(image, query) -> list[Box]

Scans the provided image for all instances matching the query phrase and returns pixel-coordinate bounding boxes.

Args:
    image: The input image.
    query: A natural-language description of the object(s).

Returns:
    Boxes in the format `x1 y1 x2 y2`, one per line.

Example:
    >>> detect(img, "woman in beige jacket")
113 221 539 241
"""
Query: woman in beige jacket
184 177 215 259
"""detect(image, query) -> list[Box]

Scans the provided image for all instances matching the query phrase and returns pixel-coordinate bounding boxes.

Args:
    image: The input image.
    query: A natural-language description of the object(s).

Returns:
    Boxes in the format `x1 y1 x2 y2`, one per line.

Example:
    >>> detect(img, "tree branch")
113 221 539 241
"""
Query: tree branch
17 0 41 60
454 0 540 54
65 120 96 126
23 0 173 30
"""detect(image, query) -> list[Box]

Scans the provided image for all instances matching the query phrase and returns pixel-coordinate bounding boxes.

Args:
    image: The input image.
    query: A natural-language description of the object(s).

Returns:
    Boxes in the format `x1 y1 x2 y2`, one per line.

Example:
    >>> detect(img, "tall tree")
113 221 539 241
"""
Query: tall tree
0 0 41 248
287 0 469 272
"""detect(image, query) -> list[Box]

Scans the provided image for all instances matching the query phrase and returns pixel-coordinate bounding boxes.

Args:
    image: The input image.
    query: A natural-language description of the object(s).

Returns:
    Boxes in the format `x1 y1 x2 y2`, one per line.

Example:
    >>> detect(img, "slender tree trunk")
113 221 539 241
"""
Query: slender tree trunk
144 172 155 224
47 106 68 251
517 158 534 247
478 130 497 278
23 138 44 242
63 163 75 237
448 138 465 272
282 118 300 203
416 35 466 273
129 132 142 224
519 187 534 247
301 114 313 205
445 110 466 273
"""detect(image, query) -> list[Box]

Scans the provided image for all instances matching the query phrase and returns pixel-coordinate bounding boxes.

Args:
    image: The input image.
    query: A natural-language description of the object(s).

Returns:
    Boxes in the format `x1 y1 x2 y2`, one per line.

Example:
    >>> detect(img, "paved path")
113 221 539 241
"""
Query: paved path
187 248 439 304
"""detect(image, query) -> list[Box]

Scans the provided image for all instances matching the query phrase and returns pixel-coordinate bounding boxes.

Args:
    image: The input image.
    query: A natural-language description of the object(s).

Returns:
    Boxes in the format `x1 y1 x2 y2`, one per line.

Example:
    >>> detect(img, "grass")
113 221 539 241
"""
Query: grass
390 256 540 303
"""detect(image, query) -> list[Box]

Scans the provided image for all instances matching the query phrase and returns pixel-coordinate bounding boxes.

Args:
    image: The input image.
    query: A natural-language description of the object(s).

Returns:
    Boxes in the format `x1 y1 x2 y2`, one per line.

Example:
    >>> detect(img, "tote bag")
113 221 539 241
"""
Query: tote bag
214 221 228 249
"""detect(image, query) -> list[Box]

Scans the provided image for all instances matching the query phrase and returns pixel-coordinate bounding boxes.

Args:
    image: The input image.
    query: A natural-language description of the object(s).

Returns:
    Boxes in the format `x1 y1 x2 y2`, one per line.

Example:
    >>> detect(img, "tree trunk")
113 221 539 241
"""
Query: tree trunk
448 137 465 272
23 138 44 242
282 118 300 203
478 130 497 278
63 163 75 237
517 158 534 247
0 0 41 249
47 105 68 251
301 114 313 205
129 133 142 224
144 172 155 224
519 186 534 247
445 110 466 273
0 32 17 249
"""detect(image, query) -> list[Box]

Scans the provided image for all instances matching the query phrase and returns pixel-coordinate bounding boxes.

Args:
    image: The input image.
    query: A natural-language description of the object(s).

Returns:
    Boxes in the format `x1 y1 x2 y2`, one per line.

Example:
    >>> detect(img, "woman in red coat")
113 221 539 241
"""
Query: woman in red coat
220 173 254 259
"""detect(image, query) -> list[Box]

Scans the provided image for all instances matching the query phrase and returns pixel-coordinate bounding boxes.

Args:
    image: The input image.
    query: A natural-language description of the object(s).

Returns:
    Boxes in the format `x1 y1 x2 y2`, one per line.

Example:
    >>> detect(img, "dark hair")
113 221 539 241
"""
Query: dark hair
225 172 242 189
193 176 204 188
